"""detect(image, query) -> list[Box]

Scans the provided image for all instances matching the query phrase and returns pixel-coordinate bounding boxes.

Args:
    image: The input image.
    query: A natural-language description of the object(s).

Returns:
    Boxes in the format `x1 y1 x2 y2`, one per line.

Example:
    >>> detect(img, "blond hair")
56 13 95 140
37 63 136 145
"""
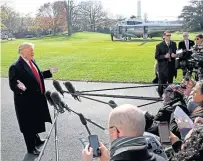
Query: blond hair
18 42 34 54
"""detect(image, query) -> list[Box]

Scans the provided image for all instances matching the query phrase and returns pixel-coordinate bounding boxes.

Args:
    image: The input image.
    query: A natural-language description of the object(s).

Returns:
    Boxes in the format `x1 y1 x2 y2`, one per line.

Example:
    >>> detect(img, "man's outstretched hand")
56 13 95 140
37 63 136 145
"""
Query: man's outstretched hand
50 67 58 74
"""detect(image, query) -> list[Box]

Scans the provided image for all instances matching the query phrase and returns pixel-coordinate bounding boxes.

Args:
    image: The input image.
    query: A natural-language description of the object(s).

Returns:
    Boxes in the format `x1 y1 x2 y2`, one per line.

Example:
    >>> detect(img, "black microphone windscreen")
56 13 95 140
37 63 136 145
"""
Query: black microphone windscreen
64 81 81 101
45 91 54 106
79 113 87 125
53 80 64 96
64 81 75 93
109 100 117 108
50 92 62 105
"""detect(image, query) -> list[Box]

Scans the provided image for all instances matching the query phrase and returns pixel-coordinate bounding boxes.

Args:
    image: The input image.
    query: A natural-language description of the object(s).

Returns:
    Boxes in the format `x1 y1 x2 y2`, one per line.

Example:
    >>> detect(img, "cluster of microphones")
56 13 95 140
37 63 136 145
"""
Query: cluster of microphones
45 80 118 158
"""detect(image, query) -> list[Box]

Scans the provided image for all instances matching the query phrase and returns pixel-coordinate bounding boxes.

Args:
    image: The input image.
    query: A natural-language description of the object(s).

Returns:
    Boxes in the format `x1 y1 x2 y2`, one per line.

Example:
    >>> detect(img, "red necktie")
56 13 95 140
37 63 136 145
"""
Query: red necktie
29 61 43 94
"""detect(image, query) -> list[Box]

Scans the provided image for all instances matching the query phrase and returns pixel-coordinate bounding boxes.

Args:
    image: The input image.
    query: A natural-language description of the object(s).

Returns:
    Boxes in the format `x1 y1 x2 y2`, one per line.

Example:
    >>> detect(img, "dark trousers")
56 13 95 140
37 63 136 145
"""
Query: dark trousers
182 69 187 78
23 132 41 152
111 34 114 41
152 73 159 84
158 72 174 97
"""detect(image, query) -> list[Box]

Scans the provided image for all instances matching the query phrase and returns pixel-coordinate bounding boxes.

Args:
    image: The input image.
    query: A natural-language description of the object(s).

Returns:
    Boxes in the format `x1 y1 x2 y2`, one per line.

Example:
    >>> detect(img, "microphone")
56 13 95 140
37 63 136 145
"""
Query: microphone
53 80 64 96
64 81 80 101
45 91 60 112
51 91 105 131
79 113 87 125
45 91 54 106
50 92 65 113
108 100 117 109
79 113 91 135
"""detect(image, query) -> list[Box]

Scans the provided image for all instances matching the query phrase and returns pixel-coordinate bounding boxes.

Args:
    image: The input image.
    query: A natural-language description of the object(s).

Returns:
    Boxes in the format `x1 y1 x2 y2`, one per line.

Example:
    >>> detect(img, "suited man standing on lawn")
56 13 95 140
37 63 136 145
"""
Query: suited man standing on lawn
8 42 58 155
155 31 177 98
178 32 195 77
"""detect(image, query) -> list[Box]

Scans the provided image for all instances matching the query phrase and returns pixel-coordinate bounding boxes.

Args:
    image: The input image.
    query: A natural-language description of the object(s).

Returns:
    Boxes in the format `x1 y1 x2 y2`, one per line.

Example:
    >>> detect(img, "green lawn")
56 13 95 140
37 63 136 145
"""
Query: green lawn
0 32 201 83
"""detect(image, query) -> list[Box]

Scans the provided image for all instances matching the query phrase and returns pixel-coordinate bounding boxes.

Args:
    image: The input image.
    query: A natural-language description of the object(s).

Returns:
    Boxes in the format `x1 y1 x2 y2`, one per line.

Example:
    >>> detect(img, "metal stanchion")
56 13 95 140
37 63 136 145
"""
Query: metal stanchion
54 109 59 161
38 110 59 161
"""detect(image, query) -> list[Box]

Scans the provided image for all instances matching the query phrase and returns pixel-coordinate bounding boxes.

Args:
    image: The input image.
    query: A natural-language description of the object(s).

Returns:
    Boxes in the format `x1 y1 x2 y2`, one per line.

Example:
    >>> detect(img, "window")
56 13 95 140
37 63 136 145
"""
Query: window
127 21 142 25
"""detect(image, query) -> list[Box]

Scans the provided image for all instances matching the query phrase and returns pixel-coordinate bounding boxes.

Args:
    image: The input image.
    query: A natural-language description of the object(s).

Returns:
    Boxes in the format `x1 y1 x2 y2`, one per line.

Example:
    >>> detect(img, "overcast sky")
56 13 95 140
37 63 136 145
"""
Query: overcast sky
3 0 190 20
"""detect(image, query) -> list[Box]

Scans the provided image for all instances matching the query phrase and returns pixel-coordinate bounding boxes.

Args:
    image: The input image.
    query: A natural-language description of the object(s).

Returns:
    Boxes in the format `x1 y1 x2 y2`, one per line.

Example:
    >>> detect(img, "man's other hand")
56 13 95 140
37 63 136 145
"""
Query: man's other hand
99 142 110 161
171 53 176 58
17 80 26 91
50 67 58 74
82 144 93 161
165 53 170 58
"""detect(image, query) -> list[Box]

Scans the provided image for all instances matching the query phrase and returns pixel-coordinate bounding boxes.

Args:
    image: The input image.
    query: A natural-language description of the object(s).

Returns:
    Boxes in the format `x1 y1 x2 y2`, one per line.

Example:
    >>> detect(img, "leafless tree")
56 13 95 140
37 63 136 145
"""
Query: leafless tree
77 0 107 31
1 3 21 33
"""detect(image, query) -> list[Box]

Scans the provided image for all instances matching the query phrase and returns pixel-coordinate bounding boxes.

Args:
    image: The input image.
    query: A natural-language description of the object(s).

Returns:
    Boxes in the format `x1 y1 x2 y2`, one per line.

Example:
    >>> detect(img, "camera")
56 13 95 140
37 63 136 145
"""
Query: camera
175 46 203 81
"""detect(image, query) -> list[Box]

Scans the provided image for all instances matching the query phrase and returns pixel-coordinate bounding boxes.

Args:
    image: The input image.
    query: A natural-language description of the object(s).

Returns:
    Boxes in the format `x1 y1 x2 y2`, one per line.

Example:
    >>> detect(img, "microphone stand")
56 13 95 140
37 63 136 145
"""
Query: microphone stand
38 110 59 161
62 91 162 109
63 104 106 130
54 108 59 161
64 91 162 101
79 84 173 93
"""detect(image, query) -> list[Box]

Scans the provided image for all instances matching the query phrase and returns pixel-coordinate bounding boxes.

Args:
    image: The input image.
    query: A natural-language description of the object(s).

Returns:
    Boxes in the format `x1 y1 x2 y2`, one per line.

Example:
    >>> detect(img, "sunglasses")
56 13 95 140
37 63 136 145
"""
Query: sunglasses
109 126 120 133
166 35 171 37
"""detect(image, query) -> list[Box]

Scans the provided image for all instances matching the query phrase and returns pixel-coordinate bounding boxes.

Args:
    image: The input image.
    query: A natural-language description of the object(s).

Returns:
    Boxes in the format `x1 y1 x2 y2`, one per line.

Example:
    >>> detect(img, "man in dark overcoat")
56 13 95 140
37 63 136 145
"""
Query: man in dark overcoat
9 42 58 155
155 31 177 98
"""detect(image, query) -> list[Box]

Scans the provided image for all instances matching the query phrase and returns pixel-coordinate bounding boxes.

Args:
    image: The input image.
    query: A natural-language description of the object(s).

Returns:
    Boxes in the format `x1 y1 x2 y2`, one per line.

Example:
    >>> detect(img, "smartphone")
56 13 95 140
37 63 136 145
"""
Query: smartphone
158 122 171 144
88 135 101 158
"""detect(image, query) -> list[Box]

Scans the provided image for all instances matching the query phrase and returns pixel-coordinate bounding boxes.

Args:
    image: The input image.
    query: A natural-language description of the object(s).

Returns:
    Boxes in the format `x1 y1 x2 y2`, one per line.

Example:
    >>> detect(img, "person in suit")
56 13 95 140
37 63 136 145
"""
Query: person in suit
152 36 165 84
110 30 114 41
8 42 58 155
178 32 195 77
155 31 177 98
178 32 195 50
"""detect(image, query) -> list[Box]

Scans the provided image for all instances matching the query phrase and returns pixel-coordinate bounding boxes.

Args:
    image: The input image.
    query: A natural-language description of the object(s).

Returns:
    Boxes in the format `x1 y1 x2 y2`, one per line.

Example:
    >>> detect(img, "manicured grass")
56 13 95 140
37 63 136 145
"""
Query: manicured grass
0 32 201 83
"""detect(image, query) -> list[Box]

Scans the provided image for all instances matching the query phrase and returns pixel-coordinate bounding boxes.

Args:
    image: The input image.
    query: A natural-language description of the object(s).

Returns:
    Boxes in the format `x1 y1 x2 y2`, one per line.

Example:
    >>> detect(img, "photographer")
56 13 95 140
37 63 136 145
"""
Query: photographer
178 32 195 77
82 104 166 161
155 31 177 98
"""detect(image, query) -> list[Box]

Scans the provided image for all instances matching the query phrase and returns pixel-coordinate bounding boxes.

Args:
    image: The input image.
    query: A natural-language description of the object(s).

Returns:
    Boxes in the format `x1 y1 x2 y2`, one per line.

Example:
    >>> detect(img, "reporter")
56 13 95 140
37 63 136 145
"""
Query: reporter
169 124 203 161
82 104 166 161
170 80 203 135
190 81 203 118
192 80 203 104
194 34 203 46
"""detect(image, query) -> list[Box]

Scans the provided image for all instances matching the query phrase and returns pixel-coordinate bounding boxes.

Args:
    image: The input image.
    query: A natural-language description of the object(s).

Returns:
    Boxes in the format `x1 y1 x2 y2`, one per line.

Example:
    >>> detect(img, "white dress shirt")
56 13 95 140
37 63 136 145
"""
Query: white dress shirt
21 56 39 74
185 40 189 50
